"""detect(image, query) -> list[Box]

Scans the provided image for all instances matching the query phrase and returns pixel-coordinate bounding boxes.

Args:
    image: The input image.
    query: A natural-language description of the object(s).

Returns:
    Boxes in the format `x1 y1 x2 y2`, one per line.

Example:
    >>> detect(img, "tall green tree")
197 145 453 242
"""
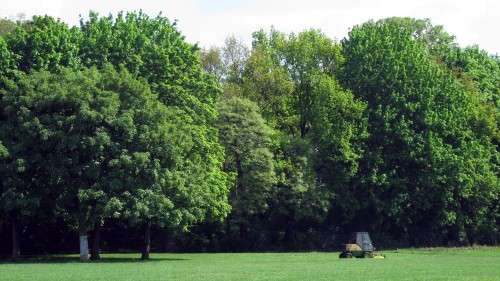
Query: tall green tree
341 19 498 244
216 96 276 246
308 73 367 226
441 46 500 243
116 98 231 259
235 29 366 247
1 12 230 257
0 35 20 259
0 66 231 260
1 66 122 260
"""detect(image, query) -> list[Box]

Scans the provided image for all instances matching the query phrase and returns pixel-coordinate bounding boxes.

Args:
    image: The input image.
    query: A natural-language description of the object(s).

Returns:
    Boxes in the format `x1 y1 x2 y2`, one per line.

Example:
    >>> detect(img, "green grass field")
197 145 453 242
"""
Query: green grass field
1 247 499 281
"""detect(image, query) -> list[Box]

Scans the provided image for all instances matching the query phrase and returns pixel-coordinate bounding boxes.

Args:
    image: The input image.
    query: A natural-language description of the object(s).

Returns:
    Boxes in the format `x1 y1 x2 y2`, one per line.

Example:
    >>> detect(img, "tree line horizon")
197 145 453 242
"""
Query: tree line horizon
0 11 498 260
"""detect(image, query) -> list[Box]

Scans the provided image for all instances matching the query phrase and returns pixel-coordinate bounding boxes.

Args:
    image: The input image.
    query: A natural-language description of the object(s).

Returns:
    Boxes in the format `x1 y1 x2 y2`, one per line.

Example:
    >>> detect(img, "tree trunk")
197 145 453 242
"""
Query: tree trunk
141 221 152 260
79 227 90 261
11 218 20 260
90 223 101 260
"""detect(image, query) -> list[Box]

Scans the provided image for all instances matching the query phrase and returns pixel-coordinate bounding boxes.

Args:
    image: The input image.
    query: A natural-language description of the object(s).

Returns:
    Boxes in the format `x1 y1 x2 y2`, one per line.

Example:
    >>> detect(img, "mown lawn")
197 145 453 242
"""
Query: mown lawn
1 247 499 281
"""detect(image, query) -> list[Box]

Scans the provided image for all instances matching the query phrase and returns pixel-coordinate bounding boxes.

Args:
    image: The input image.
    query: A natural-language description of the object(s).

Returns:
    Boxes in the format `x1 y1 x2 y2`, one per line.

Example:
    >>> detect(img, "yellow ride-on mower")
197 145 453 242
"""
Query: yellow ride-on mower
339 232 385 258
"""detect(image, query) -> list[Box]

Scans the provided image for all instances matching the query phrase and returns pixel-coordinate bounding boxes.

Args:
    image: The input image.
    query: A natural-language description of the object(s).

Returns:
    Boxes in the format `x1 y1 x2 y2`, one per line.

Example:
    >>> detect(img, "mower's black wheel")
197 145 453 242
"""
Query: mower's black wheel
339 252 353 258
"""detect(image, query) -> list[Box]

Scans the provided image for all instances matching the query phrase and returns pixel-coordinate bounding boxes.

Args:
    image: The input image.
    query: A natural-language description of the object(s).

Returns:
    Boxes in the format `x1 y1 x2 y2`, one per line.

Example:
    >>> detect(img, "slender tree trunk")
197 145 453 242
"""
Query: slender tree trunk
234 155 243 202
79 225 89 261
141 221 152 260
11 218 20 260
90 223 101 260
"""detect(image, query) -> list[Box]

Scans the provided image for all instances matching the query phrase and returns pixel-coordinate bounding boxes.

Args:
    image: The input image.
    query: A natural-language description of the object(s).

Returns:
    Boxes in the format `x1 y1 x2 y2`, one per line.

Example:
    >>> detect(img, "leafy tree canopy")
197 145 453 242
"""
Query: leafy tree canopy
0 65 231 235
341 18 499 243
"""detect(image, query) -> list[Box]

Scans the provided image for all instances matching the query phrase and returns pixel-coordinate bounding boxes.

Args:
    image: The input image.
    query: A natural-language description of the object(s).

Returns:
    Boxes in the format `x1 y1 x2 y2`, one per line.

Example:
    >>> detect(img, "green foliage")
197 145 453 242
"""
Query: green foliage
208 29 369 248
241 44 295 133
455 48 499 106
379 17 457 55
271 136 327 226
0 12 498 252
251 29 344 137
442 46 500 131
215 97 275 242
309 74 367 182
5 16 81 72
221 36 249 84
248 29 364 220
5 11 221 121
0 37 15 76
120 102 231 229
216 97 276 215
79 11 219 122
0 18 17 37
308 74 367 226
341 19 499 243
0 66 230 234
200 47 224 82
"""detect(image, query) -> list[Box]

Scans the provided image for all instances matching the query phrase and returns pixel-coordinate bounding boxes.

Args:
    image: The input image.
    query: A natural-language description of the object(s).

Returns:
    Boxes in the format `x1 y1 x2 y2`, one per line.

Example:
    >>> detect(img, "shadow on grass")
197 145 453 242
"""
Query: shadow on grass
0 255 189 264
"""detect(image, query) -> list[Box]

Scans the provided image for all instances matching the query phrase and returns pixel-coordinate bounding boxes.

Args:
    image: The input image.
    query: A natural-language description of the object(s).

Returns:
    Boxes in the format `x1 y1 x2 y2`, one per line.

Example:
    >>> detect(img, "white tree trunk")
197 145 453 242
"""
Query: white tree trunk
79 233 89 261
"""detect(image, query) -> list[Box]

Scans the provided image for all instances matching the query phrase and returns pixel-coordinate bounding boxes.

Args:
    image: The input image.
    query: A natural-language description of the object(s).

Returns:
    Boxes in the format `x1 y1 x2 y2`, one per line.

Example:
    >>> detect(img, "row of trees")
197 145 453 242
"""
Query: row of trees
193 17 499 249
0 12 232 260
0 13 498 258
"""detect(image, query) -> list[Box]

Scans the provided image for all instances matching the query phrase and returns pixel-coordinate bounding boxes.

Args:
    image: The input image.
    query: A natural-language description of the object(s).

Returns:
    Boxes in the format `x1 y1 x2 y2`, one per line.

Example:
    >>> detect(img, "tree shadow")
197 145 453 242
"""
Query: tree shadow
0 255 189 264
